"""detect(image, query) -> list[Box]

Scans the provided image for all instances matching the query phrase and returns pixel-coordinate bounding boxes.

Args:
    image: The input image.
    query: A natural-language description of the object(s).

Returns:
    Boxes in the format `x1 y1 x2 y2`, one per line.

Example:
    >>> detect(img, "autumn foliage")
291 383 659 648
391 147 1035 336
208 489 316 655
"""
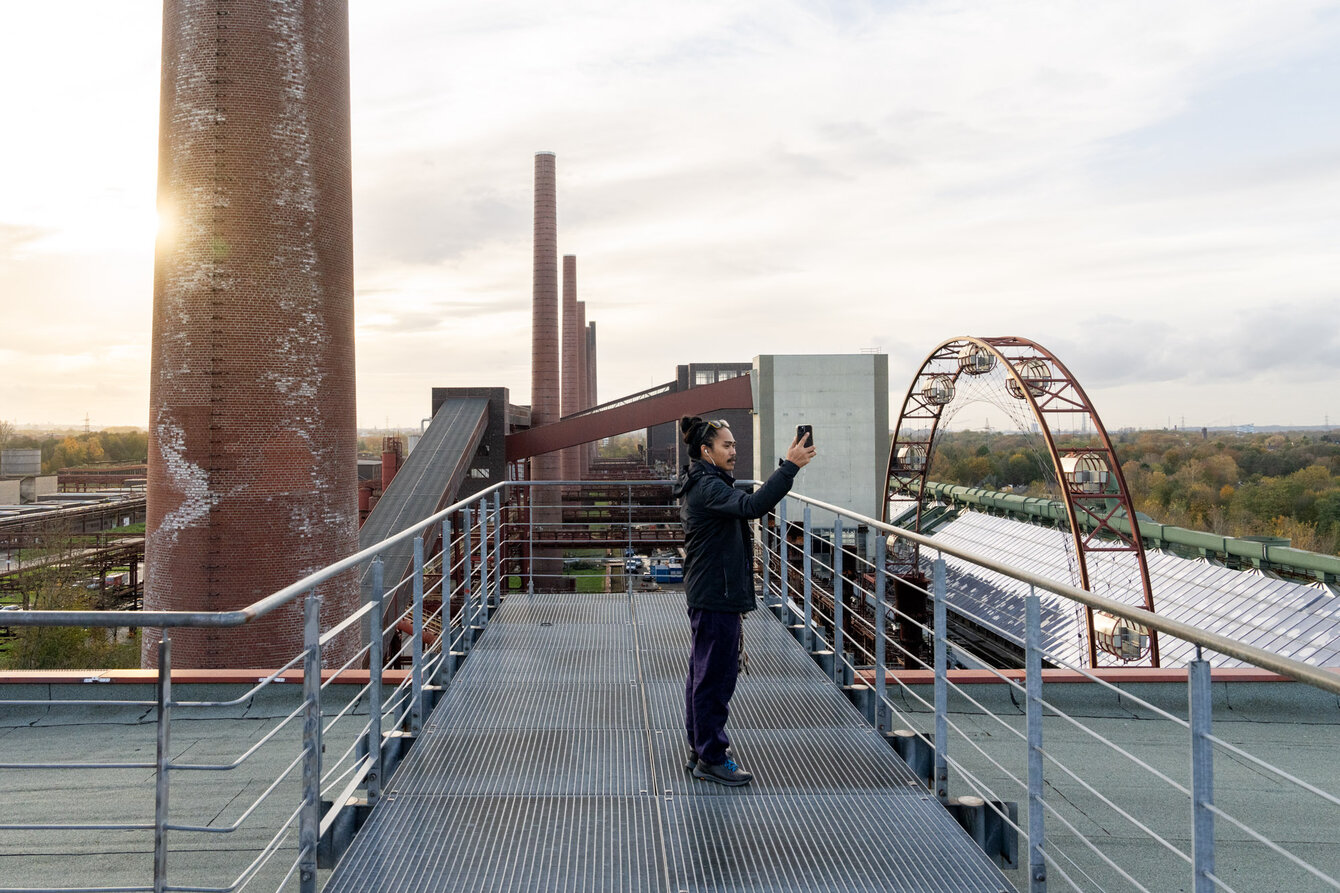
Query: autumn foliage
929 429 1340 555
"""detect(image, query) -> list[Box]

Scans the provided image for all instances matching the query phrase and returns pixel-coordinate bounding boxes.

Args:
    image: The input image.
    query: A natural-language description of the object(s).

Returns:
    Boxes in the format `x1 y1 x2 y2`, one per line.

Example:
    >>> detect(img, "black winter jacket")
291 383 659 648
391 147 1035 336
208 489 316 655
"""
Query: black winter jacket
673 458 800 613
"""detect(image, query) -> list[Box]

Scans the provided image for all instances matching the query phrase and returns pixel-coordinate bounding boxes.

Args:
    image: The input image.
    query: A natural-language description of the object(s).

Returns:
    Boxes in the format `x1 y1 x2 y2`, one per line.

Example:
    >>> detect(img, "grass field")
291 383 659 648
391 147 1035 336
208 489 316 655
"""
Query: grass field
566 567 609 593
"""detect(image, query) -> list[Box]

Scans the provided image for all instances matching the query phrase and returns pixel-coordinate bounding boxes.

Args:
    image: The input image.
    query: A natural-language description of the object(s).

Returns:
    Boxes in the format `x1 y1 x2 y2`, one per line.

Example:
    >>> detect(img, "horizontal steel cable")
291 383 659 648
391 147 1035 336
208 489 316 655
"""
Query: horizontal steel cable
1204 803 1340 891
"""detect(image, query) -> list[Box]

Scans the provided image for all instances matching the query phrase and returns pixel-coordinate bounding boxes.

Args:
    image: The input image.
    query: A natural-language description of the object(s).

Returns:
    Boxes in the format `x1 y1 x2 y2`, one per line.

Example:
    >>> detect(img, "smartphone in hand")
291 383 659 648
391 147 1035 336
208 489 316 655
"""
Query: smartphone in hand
796 424 813 448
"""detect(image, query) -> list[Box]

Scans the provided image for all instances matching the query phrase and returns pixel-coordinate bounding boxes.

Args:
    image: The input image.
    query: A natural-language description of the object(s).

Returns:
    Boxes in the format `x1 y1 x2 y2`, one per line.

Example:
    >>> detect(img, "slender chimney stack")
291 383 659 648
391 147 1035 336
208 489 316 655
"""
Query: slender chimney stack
586 322 598 469
530 152 563 585
576 299 588 476
531 152 561 481
144 0 359 668
560 255 580 481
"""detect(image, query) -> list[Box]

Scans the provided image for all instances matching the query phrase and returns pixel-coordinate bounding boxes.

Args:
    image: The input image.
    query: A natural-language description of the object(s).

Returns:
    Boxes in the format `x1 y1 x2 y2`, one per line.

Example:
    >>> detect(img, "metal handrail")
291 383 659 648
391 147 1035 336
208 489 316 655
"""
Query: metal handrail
6 478 1339 893
0 479 554 893
786 492 1340 697
762 489 1340 893
0 479 513 630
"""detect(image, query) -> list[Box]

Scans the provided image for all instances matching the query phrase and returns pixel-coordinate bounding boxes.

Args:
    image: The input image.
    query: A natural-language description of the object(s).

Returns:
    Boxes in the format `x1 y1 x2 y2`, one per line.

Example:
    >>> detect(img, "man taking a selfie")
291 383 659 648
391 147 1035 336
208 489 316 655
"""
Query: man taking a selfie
673 415 816 786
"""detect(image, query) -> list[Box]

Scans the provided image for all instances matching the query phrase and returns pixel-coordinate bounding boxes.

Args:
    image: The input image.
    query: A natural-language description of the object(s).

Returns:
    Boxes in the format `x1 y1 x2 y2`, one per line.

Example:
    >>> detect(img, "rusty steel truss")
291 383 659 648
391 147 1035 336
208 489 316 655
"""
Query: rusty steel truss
882 335 1160 668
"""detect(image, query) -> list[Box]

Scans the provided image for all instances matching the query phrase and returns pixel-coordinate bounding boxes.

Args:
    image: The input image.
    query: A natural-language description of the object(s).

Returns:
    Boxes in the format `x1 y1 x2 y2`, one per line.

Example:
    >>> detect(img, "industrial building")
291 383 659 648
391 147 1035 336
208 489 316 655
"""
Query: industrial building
0 449 57 506
645 362 754 473
753 353 891 524
5 5 1339 891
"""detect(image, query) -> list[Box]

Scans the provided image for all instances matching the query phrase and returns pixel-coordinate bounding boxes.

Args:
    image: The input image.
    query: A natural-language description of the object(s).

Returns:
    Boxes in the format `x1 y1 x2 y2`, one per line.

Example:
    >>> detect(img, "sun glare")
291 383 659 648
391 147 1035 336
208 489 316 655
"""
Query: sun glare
35 200 165 257
153 206 173 245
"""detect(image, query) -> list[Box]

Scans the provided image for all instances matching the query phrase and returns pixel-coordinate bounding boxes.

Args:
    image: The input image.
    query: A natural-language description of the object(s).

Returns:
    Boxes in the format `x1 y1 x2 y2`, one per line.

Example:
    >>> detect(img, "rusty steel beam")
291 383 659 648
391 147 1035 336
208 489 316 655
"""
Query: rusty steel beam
506 373 753 461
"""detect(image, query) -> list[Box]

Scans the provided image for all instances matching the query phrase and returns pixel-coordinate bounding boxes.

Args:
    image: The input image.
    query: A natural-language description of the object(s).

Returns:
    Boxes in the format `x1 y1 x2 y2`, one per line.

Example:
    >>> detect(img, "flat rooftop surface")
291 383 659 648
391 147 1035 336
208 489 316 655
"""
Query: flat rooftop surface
323 590 1013 892
5 599 1337 891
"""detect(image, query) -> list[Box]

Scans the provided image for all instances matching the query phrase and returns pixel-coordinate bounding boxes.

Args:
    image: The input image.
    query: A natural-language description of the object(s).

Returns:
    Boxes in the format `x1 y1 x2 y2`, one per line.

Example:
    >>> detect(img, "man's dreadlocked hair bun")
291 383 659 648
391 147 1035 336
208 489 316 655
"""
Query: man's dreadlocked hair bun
680 415 726 460
680 415 703 446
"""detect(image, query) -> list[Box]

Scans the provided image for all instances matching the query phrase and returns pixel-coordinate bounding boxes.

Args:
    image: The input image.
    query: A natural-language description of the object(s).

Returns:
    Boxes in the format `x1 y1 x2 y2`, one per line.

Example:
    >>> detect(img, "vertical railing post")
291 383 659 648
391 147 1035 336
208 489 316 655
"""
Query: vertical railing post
462 506 474 649
759 516 772 607
299 590 322 893
626 484 634 595
527 483 535 595
932 555 948 803
410 537 425 737
874 536 887 733
1026 587 1047 893
832 517 845 685
478 497 490 625
367 557 384 805
440 518 452 658
777 499 789 616
492 490 504 606
152 635 172 893
1190 652 1216 893
802 504 814 652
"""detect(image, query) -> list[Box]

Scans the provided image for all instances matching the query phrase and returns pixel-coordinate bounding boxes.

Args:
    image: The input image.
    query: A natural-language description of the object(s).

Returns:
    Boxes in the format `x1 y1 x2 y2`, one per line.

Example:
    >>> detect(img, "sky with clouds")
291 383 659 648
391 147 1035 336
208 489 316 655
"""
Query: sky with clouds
1 0 1337 431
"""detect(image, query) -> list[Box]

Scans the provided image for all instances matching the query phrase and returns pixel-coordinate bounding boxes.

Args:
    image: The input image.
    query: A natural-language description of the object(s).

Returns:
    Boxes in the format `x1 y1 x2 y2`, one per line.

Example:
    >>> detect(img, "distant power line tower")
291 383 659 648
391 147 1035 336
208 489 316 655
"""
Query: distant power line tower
144 0 359 668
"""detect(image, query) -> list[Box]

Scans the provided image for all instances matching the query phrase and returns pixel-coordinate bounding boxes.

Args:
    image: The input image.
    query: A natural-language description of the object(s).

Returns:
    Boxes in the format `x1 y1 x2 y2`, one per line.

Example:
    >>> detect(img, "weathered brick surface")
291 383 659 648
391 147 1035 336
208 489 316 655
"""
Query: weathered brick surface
531 152 561 484
576 300 589 475
145 0 358 668
529 153 562 580
587 322 598 433
561 255 581 481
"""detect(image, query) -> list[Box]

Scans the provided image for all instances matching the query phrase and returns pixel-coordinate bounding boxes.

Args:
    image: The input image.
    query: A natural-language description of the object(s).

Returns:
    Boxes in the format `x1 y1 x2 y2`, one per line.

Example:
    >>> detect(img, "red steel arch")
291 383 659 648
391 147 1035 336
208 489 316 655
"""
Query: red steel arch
882 336 1160 668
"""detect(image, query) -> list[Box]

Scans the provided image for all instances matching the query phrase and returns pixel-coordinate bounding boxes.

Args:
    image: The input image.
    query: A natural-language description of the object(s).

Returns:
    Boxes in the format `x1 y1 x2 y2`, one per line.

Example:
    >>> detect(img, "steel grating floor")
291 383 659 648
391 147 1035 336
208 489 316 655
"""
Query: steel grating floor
324 590 1013 892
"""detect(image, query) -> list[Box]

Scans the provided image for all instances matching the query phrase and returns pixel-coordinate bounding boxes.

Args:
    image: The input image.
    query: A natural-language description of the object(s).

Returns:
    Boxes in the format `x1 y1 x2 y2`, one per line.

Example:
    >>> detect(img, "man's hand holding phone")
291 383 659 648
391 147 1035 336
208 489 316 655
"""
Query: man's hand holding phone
786 424 817 468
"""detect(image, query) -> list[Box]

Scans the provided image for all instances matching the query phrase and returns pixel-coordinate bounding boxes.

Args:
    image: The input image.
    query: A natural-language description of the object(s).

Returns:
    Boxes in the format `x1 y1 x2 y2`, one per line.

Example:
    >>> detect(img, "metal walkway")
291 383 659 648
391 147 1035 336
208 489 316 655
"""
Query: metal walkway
324 590 1012 892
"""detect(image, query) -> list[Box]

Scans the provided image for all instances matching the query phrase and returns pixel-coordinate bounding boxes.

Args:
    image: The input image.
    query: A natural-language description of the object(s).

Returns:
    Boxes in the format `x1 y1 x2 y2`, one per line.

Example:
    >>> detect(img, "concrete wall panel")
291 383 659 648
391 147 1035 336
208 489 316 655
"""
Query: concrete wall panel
753 354 889 526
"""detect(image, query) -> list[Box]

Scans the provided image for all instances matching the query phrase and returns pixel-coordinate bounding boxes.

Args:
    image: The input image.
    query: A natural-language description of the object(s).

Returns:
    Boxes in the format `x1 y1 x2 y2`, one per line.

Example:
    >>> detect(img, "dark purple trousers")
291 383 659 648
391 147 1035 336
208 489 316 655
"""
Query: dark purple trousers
685 608 741 765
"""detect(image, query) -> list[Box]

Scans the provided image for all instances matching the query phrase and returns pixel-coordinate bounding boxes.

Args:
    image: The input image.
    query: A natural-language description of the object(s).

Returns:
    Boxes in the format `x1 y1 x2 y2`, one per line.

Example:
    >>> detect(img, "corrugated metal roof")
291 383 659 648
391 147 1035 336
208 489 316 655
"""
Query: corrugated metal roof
927 511 1340 668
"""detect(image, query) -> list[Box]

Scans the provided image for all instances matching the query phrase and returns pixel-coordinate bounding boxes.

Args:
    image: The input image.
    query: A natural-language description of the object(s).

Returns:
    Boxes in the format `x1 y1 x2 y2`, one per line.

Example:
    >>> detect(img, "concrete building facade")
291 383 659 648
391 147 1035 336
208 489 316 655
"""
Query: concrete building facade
0 450 42 478
0 450 56 505
144 0 359 668
752 354 890 526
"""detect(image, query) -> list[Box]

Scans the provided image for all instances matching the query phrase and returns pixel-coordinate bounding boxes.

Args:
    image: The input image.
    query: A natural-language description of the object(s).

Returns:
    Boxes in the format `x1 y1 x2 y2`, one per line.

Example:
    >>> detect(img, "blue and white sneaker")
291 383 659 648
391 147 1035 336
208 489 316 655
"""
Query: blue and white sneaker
685 746 733 772
693 755 753 786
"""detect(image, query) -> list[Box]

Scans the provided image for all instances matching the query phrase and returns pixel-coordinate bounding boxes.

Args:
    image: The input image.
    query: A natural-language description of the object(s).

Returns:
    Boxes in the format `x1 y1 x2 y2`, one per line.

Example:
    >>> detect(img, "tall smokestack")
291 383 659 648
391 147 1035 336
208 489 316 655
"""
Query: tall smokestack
531 152 560 481
587 321 598 469
560 255 580 481
576 299 588 477
145 0 358 668
530 152 562 586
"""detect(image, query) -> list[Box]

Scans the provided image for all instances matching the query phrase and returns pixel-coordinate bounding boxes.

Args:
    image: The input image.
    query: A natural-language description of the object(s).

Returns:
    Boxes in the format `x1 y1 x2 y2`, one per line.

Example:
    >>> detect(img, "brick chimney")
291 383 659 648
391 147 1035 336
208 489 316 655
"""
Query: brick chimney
531 152 560 482
576 299 588 476
145 0 359 668
561 255 581 481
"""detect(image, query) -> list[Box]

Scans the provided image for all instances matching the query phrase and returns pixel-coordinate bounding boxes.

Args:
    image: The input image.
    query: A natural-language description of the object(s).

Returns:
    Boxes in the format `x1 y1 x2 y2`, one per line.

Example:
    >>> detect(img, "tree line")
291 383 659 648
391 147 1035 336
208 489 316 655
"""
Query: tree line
2 428 149 474
12 425 1338 553
927 428 1340 555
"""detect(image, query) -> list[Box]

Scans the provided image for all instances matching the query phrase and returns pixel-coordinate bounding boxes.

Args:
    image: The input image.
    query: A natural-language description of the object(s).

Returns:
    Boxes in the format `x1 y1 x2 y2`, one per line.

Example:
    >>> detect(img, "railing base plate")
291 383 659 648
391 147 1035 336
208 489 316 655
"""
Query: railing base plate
319 796 373 869
945 796 1019 870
